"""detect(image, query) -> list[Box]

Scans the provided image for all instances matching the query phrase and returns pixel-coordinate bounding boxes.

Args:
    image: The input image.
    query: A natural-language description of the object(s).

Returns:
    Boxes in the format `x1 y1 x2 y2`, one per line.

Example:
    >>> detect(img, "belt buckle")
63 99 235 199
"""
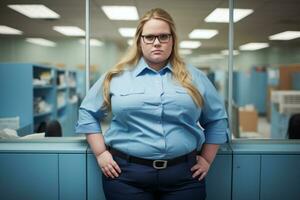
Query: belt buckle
153 160 168 169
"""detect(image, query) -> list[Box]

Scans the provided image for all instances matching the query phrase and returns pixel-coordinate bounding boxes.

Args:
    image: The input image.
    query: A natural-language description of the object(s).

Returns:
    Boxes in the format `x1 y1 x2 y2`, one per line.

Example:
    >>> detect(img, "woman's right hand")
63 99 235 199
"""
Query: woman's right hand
96 150 121 178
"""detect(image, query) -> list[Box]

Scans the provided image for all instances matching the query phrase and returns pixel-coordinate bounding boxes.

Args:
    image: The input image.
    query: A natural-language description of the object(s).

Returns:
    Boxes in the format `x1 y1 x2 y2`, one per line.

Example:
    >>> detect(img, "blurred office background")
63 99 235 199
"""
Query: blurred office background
0 0 300 140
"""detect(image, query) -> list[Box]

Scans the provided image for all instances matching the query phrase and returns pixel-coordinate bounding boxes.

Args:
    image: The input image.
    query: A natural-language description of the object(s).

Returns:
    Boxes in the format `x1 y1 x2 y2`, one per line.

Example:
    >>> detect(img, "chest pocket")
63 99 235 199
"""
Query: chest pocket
173 87 197 109
115 88 147 110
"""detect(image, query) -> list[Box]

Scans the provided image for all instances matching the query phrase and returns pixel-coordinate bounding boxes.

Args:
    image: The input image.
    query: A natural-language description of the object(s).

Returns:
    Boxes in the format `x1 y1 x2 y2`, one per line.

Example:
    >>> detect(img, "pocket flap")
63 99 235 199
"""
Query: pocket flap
175 87 188 94
119 88 145 96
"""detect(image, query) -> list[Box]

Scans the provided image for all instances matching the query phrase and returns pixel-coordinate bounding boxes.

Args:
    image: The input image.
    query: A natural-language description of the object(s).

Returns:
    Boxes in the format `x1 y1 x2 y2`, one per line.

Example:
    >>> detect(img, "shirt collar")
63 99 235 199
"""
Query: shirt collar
133 57 173 77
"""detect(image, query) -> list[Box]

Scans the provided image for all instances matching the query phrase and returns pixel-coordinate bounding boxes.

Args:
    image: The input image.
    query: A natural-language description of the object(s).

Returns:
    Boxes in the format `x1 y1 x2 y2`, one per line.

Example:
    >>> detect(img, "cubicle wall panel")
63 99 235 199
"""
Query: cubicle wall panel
232 155 260 200
206 155 232 200
87 153 106 200
261 155 300 200
59 154 86 200
0 153 58 200
0 64 33 130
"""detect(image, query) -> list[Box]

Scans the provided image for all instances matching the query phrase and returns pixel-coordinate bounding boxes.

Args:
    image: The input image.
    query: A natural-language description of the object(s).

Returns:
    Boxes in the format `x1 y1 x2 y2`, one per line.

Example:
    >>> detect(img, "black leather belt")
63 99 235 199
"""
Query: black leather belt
108 147 196 169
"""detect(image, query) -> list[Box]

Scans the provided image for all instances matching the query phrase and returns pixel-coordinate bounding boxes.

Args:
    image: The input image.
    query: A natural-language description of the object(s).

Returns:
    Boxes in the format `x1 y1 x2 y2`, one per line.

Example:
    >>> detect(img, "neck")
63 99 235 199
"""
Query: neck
146 60 168 71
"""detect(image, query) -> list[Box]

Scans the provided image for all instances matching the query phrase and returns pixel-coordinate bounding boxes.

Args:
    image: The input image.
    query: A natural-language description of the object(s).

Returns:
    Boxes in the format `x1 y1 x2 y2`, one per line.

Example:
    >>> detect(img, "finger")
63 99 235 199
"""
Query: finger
198 171 207 181
101 167 108 177
104 166 115 178
190 164 200 171
108 164 119 177
112 161 122 173
192 169 203 178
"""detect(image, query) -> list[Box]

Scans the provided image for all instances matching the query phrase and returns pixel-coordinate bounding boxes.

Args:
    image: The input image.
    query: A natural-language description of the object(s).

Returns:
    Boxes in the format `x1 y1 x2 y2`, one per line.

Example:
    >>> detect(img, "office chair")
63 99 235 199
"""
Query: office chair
36 121 47 133
45 120 62 137
287 113 300 139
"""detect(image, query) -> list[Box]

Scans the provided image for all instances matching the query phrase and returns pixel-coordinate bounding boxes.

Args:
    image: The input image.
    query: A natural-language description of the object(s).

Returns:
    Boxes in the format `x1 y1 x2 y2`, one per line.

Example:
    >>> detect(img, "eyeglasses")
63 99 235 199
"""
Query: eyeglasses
141 34 172 44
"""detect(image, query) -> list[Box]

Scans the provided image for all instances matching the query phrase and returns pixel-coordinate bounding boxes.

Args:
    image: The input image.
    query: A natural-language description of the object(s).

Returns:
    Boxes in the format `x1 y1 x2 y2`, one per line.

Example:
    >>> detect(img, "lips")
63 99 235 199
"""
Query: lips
152 50 163 54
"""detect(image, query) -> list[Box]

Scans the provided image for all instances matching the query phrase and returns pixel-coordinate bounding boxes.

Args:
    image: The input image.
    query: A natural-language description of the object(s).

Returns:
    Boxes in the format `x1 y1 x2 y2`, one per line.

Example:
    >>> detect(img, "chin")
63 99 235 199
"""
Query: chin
150 56 167 63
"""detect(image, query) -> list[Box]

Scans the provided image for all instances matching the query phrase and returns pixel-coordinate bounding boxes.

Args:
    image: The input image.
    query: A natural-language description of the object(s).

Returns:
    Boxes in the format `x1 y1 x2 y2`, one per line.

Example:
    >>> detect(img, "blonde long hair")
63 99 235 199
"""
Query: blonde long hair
102 8 203 110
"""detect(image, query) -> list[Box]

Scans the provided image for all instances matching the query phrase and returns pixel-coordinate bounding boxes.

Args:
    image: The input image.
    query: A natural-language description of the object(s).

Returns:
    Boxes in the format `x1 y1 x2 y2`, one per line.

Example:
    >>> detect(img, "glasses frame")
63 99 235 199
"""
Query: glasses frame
141 34 172 44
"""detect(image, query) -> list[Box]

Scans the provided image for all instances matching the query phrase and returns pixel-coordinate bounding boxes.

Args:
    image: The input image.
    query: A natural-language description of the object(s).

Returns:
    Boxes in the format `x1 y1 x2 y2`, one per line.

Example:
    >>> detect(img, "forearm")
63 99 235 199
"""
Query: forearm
199 144 219 164
86 133 107 157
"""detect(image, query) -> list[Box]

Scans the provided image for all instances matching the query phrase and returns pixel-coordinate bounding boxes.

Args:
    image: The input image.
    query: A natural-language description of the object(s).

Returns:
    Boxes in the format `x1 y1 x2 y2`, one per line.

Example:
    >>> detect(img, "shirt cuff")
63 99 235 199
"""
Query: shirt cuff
204 129 229 144
75 122 102 134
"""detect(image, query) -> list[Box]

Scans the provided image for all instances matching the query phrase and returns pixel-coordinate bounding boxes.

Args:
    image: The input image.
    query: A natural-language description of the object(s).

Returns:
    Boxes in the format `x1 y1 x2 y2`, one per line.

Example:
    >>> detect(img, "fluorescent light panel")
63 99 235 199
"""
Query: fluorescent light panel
0 25 22 35
239 43 269 51
102 6 139 20
79 39 104 46
8 4 60 19
269 31 300 40
179 41 201 49
189 29 218 39
118 28 136 37
26 38 56 47
53 26 85 36
205 8 253 23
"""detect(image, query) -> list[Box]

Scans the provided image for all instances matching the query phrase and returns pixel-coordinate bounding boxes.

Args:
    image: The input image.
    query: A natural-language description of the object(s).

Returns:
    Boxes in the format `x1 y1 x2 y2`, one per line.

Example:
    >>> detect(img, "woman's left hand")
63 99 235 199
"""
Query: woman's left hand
191 155 211 181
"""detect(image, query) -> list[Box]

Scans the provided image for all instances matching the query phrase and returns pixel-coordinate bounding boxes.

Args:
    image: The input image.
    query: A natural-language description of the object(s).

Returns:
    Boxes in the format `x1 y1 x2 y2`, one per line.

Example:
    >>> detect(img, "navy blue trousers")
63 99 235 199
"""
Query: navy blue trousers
102 152 206 200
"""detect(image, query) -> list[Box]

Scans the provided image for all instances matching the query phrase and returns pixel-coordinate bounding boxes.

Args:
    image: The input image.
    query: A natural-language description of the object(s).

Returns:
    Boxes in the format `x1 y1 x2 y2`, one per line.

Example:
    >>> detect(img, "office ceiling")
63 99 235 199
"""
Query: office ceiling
0 0 300 52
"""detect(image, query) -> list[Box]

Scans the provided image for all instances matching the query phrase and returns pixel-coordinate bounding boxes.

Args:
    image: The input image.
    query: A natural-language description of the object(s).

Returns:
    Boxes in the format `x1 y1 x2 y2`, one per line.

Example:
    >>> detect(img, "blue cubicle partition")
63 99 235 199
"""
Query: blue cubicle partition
270 103 290 139
233 69 267 114
0 64 34 133
1 139 300 200
0 139 87 200
292 72 300 90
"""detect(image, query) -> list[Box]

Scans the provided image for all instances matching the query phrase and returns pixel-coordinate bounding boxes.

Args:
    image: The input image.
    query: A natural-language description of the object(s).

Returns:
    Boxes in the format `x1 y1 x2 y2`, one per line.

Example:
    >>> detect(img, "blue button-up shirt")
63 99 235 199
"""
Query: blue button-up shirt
76 57 228 159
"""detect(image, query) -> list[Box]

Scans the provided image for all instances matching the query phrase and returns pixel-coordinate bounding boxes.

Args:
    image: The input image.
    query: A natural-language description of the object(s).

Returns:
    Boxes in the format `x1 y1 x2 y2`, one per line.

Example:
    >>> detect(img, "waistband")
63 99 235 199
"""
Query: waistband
107 146 196 169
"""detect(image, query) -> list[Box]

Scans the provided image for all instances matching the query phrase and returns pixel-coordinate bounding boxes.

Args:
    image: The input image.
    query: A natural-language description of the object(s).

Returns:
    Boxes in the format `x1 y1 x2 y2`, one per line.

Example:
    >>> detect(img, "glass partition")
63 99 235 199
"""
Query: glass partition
89 0 126 132
1 0 299 141
233 0 300 139
0 0 85 138
89 1 230 134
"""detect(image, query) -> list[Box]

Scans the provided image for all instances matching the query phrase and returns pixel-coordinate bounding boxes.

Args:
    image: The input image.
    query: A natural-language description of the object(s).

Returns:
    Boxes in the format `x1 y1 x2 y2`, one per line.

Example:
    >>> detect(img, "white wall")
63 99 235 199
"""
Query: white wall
185 45 300 71
0 37 123 74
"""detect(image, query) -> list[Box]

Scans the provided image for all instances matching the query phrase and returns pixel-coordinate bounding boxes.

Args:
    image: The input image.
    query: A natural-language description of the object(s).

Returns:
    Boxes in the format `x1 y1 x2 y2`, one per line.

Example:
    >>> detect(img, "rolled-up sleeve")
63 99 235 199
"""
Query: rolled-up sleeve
197 71 229 144
75 73 108 134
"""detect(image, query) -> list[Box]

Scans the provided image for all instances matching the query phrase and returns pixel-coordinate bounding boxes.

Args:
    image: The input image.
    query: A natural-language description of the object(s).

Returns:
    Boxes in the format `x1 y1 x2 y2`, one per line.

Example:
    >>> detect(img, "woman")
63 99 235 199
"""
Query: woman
76 8 228 200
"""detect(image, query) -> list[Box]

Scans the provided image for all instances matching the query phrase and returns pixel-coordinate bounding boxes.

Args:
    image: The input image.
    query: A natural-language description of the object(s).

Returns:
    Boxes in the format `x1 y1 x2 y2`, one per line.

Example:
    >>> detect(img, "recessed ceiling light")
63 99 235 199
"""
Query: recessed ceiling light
79 39 104 46
26 38 56 47
239 43 269 51
118 28 136 37
205 8 253 23
269 31 300 40
221 49 239 55
179 40 201 49
53 26 85 36
8 4 60 19
0 25 22 35
189 29 218 39
179 49 193 55
179 41 201 49
102 6 139 20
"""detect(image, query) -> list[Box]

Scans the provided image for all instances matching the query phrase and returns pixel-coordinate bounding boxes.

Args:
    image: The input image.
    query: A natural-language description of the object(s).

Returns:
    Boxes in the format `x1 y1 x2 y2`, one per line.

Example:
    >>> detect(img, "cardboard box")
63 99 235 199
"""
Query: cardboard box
239 109 258 132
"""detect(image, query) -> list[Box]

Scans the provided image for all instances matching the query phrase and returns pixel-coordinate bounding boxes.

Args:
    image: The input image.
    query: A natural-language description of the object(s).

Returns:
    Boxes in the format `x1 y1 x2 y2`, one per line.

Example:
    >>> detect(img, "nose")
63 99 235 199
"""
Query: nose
153 37 161 45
